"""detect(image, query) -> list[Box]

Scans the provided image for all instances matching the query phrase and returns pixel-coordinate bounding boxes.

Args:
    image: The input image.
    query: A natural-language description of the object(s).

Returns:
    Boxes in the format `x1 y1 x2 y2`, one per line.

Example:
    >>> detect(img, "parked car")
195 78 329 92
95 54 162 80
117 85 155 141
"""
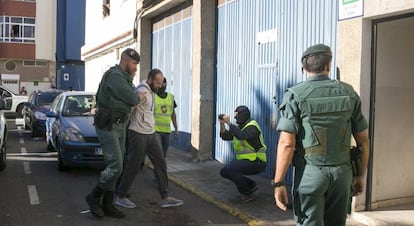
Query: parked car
0 85 29 118
45 91 104 171
0 99 8 171
23 89 64 137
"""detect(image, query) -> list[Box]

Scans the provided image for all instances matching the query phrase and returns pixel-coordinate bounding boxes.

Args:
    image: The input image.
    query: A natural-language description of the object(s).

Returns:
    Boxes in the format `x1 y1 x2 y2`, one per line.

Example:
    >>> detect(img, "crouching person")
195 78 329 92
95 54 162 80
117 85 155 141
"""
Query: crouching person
218 105 267 203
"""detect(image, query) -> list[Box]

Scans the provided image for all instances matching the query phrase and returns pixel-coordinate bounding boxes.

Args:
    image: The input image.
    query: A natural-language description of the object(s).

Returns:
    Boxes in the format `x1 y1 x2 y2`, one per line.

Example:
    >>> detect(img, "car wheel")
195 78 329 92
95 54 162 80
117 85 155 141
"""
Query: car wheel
57 151 69 171
16 104 24 118
47 140 55 152
23 116 30 130
0 140 6 171
31 122 41 138
30 125 36 137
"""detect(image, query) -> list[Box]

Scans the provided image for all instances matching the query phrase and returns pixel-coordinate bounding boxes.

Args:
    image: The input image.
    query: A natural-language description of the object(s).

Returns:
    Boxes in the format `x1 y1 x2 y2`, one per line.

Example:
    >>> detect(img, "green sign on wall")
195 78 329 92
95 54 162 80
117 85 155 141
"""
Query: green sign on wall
338 0 363 21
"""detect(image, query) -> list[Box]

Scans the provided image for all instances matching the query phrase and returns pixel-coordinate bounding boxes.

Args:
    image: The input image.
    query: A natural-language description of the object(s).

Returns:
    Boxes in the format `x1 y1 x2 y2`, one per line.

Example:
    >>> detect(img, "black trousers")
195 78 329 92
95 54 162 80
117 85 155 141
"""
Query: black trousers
116 130 169 199
220 159 266 195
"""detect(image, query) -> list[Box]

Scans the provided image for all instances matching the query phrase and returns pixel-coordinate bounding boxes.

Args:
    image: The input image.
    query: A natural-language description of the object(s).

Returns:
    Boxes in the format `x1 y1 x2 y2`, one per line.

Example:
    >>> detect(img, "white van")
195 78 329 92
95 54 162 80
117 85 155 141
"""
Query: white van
0 85 29 118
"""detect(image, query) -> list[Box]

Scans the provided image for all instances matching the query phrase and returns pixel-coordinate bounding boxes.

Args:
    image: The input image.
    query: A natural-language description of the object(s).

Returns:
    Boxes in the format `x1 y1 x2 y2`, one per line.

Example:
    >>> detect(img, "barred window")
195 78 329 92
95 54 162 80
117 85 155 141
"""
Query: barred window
0 15 35 43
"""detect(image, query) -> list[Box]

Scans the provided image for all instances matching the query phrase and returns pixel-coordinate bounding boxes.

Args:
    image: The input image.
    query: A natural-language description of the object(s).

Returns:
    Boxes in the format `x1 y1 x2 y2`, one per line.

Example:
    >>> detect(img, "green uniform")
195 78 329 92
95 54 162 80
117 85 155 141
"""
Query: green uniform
277 74 368 226
95 65 139 191
96 65 139 114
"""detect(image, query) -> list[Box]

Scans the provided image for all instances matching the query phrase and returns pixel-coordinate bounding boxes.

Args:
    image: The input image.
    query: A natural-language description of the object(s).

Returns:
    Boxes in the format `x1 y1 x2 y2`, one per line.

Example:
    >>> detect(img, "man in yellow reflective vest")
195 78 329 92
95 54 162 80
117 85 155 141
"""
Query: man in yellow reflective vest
219 105 267 203
154 78 178 157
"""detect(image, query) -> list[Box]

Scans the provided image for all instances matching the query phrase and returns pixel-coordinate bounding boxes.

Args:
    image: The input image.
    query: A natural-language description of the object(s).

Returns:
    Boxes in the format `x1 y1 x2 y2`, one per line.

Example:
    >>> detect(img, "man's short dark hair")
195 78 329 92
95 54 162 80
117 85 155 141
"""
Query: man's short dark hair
148 68 162 80
302 54 332 73
301 44 332 73
121 48 140 63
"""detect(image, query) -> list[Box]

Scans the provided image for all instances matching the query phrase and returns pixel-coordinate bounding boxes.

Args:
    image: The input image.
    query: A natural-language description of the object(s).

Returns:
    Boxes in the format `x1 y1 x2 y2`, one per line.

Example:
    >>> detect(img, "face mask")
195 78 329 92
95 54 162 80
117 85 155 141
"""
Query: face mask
234 106 250 125
157 86 166 96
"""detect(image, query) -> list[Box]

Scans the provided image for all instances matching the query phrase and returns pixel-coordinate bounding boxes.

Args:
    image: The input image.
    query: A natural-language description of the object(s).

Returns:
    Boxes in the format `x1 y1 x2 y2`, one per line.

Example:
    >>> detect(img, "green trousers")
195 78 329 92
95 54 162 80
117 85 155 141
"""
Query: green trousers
294 163 352 226
95 122 127 191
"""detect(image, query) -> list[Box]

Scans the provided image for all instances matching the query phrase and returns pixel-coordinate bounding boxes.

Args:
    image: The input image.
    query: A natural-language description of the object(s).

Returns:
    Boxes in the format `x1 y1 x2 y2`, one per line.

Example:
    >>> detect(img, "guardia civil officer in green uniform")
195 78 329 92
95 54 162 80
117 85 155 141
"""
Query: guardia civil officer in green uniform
273 44 370 226
219 106 267 203
86 48 144 218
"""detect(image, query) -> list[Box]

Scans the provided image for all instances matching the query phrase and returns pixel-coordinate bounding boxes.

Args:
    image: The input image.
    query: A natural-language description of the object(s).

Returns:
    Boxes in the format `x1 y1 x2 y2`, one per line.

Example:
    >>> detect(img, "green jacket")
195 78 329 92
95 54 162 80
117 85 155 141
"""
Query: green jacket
277 74 368 166
96 65 139 114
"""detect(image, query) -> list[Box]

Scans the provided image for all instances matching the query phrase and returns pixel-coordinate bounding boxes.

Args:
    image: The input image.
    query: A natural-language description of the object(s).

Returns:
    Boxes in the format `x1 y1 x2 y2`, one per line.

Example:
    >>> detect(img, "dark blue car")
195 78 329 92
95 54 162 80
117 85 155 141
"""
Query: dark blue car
23 89 63 137
45 91 104 171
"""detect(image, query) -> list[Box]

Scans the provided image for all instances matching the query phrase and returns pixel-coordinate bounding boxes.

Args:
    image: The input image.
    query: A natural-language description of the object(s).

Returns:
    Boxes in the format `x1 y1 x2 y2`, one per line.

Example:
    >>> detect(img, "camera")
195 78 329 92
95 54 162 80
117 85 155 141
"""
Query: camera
218 114 225 120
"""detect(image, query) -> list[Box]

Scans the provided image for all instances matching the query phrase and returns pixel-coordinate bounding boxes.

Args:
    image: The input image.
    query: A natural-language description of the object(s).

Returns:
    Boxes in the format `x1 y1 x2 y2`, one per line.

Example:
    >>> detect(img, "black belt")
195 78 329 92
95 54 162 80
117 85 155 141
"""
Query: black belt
113 114 128 124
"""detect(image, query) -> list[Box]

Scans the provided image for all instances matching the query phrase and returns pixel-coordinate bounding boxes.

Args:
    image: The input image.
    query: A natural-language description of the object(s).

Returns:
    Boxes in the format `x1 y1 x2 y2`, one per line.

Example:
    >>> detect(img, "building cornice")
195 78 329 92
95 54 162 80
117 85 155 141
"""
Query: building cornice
81 30 133 59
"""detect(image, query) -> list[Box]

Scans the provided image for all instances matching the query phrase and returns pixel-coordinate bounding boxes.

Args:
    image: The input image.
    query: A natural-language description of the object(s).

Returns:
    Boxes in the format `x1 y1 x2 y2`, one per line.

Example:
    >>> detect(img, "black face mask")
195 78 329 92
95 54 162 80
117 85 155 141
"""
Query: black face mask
234 106 250 125
157 85 167 97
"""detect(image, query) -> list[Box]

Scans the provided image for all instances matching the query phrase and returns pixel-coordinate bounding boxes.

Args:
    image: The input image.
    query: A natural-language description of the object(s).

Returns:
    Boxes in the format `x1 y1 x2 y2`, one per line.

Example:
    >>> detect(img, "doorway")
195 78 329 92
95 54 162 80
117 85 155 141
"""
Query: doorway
370 14 414 209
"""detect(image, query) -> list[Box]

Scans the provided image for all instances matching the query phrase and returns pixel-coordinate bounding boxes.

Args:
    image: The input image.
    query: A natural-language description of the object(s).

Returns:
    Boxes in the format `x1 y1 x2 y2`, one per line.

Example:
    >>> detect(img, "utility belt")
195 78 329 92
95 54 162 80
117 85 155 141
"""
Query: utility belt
113 113 129 124
94 107 129 131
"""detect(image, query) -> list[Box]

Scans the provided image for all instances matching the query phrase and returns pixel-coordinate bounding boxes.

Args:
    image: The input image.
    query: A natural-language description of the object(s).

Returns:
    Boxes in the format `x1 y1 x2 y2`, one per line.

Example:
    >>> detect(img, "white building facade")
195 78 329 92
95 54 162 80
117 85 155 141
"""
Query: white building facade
81 0 139 92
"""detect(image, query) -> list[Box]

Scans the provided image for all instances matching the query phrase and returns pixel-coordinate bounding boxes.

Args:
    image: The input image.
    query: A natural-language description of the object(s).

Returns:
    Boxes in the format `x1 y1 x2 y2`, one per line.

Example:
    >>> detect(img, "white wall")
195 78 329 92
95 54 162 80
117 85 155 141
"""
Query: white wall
364 0 414 18
337 1 414 211
35 0 56 61
83 0 136 53
84 52 116 92
372 17 414 206
82 0 137 92
84 45 137 92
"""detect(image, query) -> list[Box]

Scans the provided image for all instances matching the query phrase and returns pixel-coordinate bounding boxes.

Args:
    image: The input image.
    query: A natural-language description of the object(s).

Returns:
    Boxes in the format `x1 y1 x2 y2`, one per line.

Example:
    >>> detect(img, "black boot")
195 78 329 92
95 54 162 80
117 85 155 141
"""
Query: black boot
102 191 125 218
85 185 104 217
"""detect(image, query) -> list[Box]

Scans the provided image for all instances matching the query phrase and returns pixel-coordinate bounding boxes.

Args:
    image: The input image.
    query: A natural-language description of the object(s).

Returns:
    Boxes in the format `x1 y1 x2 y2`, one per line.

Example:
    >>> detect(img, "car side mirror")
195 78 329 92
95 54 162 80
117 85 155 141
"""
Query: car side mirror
0 97 12 111
45 111 57 118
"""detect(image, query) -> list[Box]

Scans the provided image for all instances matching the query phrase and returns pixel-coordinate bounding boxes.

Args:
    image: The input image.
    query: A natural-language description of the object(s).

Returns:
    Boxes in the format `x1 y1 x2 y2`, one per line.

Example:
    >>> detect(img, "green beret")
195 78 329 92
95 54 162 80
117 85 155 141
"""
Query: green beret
301 44 332 60
123 48 140 63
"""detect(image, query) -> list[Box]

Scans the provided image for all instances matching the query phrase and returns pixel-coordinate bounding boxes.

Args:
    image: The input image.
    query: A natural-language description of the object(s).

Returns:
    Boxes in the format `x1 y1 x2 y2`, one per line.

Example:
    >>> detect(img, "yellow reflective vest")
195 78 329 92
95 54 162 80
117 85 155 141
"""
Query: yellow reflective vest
154 93 174 133
233 120 267 162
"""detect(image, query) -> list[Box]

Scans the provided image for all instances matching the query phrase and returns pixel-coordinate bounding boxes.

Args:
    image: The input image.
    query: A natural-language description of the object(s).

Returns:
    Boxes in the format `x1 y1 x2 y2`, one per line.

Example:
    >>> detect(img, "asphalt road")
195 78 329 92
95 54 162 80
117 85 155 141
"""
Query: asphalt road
0 124 246 226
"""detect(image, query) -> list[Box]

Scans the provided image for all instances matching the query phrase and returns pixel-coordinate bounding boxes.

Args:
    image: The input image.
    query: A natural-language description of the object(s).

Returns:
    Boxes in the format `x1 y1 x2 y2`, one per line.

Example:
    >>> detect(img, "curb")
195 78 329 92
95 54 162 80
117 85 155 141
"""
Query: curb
146 163 264 225
168 173 264 226
351 212 389 226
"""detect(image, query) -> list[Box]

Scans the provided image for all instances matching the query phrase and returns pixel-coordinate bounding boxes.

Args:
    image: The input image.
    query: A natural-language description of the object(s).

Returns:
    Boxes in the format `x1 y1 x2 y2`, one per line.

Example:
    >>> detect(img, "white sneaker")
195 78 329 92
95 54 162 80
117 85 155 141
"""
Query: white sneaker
115 196 136 209
160 197 184 208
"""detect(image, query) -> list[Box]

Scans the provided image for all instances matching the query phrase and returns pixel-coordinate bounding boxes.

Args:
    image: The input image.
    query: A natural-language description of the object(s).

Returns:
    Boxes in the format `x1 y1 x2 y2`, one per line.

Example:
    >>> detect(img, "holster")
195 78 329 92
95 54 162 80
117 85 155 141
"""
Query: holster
350 146 363 177
292 148 306 168
94 107 114 131
292 148 307 224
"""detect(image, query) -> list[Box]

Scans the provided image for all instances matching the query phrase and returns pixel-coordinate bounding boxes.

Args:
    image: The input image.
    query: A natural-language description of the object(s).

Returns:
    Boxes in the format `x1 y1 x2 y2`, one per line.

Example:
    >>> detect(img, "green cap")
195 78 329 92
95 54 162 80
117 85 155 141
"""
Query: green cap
123 48 140 63
301 44 332 60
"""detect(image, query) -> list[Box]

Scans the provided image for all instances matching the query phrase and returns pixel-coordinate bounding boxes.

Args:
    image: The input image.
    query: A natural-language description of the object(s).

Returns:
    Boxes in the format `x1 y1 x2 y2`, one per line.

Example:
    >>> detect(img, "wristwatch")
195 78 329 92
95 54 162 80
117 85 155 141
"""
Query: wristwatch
271 180 285 188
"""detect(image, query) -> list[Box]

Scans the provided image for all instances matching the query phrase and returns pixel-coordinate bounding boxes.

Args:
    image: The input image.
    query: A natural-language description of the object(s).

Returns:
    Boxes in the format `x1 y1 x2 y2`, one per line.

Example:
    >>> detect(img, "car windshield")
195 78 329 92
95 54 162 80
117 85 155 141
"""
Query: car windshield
36 92 61 105
62 95 96 116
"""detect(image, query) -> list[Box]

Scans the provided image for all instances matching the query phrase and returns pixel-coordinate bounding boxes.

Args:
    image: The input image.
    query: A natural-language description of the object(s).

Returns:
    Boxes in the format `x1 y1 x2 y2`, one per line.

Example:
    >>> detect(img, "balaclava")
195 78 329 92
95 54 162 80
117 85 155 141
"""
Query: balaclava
234 105 251 126
157 77 167 98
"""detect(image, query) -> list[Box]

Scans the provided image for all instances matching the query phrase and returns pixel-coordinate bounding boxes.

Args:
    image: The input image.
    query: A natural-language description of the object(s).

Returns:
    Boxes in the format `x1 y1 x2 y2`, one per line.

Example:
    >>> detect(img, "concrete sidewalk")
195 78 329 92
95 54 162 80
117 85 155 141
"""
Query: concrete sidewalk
164 147 394 226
